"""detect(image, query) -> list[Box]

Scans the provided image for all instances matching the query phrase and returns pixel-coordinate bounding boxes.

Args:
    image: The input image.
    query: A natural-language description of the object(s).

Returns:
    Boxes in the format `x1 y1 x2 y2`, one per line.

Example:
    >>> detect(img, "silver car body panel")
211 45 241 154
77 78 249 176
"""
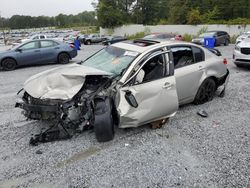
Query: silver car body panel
117 76 178 128
24 64 111 100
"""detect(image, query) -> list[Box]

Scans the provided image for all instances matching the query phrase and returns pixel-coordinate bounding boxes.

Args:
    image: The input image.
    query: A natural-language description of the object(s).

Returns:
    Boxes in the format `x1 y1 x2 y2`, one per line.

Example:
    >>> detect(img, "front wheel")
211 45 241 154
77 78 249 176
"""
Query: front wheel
94 97 114 142
58 53 70 64
2 58 16 71
194 78 216 105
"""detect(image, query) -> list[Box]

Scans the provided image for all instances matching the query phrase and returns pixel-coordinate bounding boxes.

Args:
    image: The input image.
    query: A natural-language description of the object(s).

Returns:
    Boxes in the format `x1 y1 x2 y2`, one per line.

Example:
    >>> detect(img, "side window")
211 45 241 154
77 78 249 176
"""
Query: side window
19 41 39 51
135 54 165 84
40 35 45 39
218 32 223 36
192 46 205 63
171 46 194 69
33 36 39 39
40 40 55 48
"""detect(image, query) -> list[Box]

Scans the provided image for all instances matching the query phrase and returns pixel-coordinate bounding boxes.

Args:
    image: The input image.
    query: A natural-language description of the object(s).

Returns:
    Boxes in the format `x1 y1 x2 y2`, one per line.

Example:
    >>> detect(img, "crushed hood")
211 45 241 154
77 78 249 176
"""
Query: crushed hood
24 64 111 100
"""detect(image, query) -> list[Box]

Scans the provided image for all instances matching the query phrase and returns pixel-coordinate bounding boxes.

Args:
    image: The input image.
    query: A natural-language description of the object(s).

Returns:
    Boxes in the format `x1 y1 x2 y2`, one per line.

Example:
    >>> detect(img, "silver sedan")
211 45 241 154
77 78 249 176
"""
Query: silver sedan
16 39 229 144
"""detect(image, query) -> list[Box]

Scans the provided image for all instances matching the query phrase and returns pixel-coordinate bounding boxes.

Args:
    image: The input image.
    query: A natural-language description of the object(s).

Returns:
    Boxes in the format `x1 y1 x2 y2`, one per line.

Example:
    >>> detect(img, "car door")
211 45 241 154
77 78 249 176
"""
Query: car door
170 45 205 105
116 50 178 128
216 32 224 45
39 40 58 63
16 41 41 65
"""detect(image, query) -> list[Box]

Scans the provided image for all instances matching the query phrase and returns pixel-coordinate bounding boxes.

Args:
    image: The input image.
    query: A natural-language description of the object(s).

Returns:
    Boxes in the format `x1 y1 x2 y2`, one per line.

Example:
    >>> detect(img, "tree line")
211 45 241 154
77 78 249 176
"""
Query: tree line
0 0 249 30
0 11 97 29
96 0 250 28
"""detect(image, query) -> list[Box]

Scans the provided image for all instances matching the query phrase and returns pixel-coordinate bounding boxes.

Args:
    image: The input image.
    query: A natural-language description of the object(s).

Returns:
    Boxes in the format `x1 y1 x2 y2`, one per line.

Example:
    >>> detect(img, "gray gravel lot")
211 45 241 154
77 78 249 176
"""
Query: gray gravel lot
0 44 249 188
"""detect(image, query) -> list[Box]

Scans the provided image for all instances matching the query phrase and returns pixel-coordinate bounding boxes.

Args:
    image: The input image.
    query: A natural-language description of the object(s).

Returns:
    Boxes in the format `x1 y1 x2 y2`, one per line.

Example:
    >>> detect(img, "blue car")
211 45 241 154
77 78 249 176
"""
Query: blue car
0 39 77 71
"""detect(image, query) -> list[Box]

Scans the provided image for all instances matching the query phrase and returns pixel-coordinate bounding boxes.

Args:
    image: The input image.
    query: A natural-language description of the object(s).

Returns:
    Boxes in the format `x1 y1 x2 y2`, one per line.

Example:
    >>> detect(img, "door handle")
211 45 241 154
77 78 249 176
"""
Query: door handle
54 47 60 49
163 82 172 89
34 50 40 52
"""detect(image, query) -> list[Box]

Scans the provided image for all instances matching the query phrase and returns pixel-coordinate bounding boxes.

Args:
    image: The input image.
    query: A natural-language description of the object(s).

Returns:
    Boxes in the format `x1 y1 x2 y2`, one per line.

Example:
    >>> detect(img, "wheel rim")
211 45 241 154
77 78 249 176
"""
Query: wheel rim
3 60 15 70
202 81 215 102
197 80 215 104
59 55 69 64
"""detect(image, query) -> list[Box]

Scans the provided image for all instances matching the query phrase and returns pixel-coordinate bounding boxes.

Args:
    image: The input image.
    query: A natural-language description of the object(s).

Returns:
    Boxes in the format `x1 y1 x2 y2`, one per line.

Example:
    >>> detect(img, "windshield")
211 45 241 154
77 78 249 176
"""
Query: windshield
199 32 216 37
82 46 139 76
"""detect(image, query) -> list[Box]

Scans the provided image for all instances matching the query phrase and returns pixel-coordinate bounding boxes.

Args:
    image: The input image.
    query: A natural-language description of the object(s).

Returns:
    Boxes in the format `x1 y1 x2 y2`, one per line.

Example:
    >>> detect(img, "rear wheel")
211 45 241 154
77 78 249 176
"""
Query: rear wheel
2 58 16 71
94 97 114 142
86 40 91 45
58 53 70 64
194 78 216 105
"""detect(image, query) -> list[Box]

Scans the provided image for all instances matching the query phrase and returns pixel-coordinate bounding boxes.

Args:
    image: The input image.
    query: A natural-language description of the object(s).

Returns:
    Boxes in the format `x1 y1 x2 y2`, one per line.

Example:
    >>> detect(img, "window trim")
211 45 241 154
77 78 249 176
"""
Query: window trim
123 50 171 86
40 40 56 48
192 46 205 63
18 41 40 51
169 45 205 69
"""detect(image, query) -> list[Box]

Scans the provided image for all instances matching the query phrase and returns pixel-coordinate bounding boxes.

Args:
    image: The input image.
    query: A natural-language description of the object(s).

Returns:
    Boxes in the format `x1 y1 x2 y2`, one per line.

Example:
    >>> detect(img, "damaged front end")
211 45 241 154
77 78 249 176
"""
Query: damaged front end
16 75 116 145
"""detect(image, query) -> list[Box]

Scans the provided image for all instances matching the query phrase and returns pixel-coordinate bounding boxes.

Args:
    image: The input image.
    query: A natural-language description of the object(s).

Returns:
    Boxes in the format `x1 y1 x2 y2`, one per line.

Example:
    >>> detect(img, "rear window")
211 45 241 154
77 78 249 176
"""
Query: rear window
192 46 205 62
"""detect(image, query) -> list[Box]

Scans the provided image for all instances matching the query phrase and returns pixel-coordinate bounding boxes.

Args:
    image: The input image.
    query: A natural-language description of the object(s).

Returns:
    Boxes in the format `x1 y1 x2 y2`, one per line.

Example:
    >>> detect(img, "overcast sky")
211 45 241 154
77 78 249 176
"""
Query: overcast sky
1 0 95 18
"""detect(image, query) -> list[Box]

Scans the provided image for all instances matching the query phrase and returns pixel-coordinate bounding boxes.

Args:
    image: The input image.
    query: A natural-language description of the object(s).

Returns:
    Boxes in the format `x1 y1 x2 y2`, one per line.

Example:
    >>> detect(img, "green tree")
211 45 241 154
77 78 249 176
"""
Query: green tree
187 8 202 25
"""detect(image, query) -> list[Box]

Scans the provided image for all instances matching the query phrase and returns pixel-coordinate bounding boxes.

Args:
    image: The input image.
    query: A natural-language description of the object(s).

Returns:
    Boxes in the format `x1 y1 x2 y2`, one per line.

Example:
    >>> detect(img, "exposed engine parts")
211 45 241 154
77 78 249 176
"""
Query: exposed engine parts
16 75 117 145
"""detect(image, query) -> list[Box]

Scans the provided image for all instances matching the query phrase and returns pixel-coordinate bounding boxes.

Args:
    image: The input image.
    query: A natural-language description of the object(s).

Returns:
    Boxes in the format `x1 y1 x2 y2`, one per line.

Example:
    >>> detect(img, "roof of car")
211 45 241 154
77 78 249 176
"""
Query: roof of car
112 39 194 53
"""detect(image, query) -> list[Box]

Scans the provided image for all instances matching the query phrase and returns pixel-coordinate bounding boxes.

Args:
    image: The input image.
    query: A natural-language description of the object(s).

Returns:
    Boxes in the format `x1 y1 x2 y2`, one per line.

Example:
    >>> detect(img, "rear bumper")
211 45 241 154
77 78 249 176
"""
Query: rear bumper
218 69 229 86
69 50 78 59
216 69 229 97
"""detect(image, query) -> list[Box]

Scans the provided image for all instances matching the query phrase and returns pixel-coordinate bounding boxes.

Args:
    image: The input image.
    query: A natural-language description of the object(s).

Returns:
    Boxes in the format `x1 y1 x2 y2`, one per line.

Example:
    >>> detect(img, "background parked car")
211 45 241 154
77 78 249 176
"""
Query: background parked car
175 34 183 41
192 31 230 46
78 34 89 44
19 34 64 44
84 34 106 45
143 33 183 41
144 33 174 40
102 36 127 45
233 38 250 67
0 39 77 71
236 31 250 44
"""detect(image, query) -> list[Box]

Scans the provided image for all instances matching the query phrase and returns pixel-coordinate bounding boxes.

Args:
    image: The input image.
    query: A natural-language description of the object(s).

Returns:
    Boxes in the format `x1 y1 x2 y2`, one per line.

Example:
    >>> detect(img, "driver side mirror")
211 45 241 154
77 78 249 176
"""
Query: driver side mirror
125 90 138 108
16 48 22 53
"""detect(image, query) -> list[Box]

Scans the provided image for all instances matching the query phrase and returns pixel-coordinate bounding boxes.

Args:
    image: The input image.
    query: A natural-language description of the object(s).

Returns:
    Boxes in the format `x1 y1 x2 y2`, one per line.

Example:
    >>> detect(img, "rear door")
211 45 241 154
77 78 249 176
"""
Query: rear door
39 40 59 63
170 45 205 104
117 50 178 128
216 32 224 45
16 41 41 65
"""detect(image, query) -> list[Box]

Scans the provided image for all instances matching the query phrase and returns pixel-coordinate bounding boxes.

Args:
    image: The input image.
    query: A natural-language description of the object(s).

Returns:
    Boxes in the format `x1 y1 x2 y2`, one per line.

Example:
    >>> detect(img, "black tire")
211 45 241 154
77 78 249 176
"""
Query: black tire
194 78 216 105
58 53 70 64
94 97 114 142
235 63 243 68
86 40 91 45
2 58 16 71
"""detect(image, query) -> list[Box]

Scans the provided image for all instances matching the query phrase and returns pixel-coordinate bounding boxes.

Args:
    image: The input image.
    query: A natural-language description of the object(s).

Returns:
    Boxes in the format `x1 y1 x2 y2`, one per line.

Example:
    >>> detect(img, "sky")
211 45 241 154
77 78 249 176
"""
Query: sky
1 0 95 18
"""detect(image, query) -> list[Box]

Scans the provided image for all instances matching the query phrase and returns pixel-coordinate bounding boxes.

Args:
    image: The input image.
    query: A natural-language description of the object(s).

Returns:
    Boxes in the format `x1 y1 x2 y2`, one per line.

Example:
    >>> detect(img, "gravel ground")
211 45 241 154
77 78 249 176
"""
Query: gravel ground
0 44 249 188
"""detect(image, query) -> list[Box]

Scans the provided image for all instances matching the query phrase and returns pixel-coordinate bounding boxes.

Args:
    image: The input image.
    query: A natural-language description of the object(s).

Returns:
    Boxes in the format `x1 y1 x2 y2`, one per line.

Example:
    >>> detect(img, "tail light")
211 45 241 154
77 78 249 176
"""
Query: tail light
70 44 75 49
223 58 228 65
